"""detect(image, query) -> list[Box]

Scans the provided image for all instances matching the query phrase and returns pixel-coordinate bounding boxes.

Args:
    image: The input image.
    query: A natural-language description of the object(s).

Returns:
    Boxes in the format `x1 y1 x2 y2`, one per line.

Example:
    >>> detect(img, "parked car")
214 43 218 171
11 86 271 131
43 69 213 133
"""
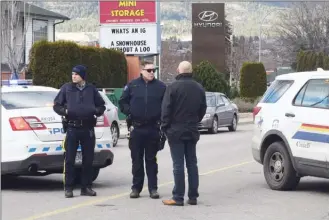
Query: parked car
198 92 239 134
1 81 114 183
98 91 120 147
251 68 329 190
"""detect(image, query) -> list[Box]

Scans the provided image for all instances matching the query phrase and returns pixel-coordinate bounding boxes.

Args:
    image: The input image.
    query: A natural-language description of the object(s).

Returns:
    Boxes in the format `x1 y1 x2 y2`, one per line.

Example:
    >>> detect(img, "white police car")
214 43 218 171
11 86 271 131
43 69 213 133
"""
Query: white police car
1 80 114 183
251 68 329 190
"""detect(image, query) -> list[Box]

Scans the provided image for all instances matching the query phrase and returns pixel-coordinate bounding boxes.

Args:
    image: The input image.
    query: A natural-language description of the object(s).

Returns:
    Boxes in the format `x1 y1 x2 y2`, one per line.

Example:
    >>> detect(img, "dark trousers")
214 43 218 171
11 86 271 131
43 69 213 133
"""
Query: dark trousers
63 126 95 190
129 126 159 193
168 138 199 202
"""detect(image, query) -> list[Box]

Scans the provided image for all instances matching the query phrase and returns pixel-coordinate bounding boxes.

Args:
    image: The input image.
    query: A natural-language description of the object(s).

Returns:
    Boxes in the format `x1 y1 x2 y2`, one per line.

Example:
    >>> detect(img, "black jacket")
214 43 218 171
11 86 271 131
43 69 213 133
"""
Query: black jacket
119 76 166 122
53 82 106 120
161 73 207 140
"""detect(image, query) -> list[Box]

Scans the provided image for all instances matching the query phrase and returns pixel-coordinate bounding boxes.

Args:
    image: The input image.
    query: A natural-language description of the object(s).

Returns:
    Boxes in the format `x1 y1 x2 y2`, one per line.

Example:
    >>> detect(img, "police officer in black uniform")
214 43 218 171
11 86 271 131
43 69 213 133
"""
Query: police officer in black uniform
53 65 106 198
119 60 166 199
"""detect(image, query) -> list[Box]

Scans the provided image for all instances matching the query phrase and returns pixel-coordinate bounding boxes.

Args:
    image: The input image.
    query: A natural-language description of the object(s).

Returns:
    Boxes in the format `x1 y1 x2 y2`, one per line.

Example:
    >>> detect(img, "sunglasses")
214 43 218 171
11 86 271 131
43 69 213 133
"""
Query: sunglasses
143 68 157 73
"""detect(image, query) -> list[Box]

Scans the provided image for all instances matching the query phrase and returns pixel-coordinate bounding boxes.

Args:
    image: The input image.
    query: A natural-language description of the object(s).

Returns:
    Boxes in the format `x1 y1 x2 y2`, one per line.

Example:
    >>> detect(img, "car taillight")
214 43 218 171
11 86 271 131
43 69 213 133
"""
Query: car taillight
104 115 110 127
96 115 110 127
253 106 262 121
9 116 46 131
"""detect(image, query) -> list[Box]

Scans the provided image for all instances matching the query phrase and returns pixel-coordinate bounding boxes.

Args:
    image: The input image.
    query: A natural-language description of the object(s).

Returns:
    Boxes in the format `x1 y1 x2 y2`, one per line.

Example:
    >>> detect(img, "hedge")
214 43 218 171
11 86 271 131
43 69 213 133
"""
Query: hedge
296 50 329 72
239 62 267 98
29 40 127 89
193 60 230 95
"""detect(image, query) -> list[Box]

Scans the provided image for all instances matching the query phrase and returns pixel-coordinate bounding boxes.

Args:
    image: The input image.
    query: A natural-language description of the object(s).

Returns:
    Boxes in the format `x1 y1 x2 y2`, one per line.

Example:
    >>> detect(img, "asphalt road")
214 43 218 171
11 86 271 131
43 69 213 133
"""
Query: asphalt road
2 124 329 220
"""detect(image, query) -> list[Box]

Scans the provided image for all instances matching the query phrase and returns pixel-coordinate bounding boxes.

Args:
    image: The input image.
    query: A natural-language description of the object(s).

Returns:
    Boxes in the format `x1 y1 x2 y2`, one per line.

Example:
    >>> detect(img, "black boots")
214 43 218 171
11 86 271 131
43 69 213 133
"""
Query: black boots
65 190 73 198
81 188 97 196
65 188 97 198
129 190 160 199
130 190 140 198
150 190 160 199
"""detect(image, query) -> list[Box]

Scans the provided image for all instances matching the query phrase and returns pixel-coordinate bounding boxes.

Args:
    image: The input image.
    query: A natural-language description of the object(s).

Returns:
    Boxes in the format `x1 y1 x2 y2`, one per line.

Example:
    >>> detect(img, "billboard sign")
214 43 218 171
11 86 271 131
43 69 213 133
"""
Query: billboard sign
99 1 156 24
99 24 157 54
192 3 226 73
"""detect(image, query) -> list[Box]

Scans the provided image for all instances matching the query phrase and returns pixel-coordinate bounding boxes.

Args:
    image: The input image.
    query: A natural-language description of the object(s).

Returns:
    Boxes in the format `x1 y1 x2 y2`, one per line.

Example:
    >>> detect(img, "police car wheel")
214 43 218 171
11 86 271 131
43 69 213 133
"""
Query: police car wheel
263 141 300 191
111 123 119 147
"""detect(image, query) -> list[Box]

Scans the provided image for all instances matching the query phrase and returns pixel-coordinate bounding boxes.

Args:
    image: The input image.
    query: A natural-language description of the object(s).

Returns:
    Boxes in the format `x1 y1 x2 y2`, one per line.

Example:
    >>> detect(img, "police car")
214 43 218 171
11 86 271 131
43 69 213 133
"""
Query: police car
1 80 114 183
251 68 329 190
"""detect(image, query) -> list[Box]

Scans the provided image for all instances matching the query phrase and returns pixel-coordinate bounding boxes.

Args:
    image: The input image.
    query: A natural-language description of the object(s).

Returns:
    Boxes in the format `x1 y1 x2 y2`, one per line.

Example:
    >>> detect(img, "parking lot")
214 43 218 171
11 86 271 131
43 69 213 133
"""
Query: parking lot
2 124 329 220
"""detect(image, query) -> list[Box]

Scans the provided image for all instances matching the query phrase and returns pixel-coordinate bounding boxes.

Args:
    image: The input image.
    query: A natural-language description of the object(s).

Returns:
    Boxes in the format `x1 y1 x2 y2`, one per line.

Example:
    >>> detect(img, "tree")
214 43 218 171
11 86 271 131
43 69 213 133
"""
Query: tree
272 2 329 66
1 1 31 76
239 62 267 98
193 60 229 94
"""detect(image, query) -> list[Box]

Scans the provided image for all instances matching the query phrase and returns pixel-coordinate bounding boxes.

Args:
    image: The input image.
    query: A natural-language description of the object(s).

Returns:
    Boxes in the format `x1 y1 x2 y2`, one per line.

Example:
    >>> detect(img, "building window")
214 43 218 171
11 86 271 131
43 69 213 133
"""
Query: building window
32 19 48 43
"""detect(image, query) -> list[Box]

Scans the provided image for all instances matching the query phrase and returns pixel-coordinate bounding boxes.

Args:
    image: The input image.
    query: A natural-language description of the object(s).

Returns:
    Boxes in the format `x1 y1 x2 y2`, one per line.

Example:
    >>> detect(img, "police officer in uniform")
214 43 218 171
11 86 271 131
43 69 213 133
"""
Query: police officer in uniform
119 60 166 199
53 65 106 198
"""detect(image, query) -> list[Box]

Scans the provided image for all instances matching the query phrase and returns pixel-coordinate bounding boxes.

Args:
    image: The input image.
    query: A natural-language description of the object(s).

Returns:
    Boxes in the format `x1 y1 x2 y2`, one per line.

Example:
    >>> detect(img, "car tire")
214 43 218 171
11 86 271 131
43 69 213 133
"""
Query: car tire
74 168 100 184
111 123 119 147
263 141 300 191
228 115 237 131
208 116 218 134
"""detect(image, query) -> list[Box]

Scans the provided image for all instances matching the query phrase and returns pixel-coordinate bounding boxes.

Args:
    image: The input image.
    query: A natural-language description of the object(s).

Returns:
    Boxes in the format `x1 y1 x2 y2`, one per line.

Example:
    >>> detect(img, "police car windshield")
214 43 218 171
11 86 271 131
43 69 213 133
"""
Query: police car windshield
206 95 216 107
1 91 57 110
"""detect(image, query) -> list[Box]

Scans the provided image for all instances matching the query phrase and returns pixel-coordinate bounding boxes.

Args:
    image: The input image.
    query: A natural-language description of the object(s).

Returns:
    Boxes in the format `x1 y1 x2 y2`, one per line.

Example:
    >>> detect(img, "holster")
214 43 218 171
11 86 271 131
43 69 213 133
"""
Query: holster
62 116 68 133
158 130 167 151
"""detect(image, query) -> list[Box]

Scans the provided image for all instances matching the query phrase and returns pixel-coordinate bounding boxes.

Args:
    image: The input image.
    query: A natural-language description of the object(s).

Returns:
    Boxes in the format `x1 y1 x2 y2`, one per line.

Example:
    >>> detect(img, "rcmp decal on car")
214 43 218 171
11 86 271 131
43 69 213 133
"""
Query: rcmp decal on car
292 123 329 144
48 128 65 134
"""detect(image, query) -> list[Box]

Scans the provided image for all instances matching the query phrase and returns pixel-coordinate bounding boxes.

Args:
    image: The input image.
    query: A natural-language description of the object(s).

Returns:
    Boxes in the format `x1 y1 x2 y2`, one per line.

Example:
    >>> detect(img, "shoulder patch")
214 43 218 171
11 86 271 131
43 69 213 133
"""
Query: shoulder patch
124 85 128 91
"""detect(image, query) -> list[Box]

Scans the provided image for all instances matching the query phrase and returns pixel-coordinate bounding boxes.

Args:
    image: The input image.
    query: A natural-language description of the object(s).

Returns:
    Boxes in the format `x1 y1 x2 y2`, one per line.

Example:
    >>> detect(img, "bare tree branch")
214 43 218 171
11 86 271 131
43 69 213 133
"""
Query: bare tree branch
1 1 31 75
160 38 192 84
272 2 329 66
227 35 258 85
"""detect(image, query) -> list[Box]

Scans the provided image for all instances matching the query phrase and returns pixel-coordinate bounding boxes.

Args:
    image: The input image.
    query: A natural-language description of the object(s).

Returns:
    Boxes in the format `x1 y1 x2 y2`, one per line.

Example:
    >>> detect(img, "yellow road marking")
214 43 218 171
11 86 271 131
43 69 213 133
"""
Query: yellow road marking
21 160 254 220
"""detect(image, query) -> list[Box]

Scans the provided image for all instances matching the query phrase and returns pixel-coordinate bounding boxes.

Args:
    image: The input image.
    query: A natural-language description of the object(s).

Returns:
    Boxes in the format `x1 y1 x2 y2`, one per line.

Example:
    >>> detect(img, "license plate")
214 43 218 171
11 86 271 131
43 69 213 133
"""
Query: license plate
75 152 82 164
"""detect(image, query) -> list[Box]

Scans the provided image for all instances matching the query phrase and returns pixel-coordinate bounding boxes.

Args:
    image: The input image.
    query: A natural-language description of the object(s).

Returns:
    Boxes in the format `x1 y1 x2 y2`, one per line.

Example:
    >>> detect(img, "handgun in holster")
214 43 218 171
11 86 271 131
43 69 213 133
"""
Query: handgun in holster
62 116 68 133
126 115 132 139
157 122 166 151
158 130 166 151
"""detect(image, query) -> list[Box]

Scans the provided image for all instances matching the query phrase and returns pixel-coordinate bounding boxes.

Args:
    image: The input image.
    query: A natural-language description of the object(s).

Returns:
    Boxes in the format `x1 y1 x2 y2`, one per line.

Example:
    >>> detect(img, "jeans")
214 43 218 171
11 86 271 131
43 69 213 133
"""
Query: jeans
168 138 199 202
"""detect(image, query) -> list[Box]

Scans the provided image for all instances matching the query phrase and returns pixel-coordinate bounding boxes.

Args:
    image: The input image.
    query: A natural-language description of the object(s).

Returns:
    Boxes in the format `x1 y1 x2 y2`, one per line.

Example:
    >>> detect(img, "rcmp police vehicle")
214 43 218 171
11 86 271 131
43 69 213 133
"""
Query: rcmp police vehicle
1 80 114 182
251 68 329 191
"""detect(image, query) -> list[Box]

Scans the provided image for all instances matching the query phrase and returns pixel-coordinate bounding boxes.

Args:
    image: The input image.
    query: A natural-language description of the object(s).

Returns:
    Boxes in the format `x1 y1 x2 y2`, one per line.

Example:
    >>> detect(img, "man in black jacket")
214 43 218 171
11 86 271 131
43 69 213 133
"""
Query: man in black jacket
119 60 166 199
161 61 207 206
53 65 106 198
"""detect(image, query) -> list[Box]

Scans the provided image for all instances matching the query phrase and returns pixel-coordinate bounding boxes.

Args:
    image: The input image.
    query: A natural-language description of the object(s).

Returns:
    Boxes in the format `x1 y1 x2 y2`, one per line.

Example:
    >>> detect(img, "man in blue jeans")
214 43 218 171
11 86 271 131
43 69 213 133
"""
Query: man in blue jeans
161 61 207 206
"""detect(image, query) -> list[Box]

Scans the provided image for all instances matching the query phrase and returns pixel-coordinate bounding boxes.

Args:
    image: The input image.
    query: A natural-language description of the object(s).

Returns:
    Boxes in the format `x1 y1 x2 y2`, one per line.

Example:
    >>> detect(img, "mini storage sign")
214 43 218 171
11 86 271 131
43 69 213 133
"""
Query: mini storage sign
99 0 156 24
99 24 157 54
99 0 158 55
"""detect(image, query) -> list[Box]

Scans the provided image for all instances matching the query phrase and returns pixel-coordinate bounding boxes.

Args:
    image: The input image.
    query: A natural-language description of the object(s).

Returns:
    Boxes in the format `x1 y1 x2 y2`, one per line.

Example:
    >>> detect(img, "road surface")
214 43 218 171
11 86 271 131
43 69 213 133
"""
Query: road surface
2 124 329 220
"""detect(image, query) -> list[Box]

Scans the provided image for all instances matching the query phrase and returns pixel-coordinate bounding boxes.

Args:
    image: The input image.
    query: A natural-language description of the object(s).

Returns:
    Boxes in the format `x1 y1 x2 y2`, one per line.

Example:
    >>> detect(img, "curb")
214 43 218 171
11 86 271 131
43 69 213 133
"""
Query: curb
238 120 253 125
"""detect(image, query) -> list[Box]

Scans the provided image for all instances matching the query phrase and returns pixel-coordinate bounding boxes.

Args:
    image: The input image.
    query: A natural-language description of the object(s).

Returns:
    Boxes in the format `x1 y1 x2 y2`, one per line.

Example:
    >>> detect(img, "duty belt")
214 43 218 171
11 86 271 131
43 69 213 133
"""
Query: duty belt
132 120 160 127
67 119 95 128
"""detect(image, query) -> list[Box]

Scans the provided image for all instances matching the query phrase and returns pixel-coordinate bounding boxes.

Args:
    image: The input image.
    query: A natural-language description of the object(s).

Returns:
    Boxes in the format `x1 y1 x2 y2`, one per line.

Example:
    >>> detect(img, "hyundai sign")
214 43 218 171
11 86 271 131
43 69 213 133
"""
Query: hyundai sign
194 10 223 28
192 3 226 73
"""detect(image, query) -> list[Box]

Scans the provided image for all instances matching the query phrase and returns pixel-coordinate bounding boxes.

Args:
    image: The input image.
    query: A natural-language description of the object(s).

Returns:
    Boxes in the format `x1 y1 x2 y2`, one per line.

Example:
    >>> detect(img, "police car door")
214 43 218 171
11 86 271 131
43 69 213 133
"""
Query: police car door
286 78 329 171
